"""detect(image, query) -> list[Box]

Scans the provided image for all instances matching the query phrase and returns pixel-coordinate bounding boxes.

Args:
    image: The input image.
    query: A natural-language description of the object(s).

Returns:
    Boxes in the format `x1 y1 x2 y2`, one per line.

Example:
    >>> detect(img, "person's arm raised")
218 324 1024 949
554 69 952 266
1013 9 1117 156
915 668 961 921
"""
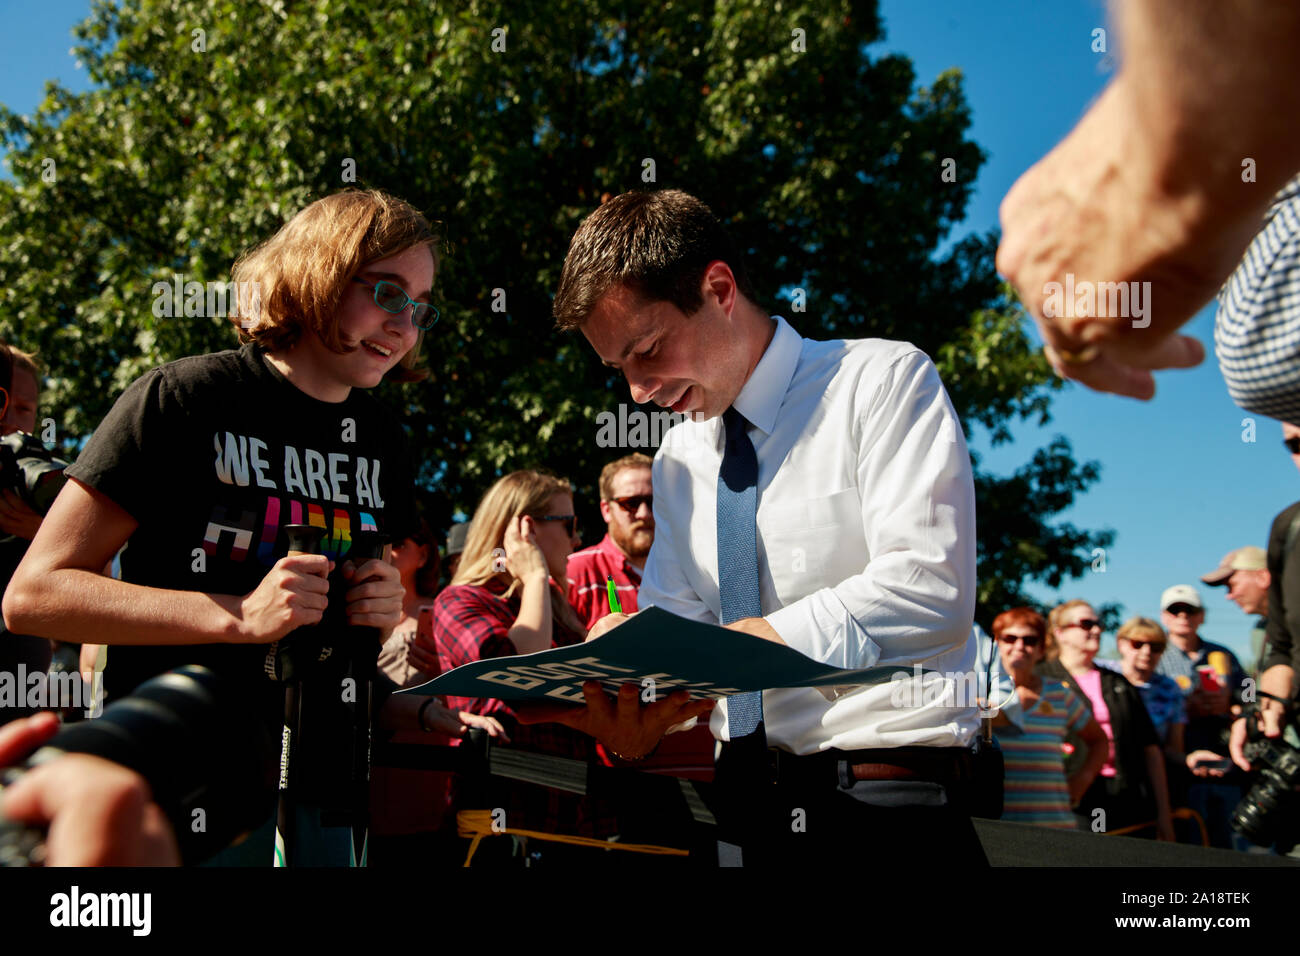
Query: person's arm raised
501 516 554 655
3 478 329 646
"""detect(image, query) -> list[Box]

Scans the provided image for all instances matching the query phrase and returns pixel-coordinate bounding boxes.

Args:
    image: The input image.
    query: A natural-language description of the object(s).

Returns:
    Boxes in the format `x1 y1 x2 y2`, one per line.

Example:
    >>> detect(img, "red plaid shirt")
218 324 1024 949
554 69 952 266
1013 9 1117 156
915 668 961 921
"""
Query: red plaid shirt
432 578 619 838
566 533 641 631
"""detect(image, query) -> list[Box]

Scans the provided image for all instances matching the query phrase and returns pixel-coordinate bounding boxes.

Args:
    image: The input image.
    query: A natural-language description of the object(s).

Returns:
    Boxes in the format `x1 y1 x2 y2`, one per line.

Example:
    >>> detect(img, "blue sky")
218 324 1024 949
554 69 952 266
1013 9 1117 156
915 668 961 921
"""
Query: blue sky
2 0 1290 661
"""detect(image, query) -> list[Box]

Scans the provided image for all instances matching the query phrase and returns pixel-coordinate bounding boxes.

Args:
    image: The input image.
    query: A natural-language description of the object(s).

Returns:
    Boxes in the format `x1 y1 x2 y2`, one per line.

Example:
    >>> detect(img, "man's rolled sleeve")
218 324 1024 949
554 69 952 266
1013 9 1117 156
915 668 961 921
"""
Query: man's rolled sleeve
765 351 976 670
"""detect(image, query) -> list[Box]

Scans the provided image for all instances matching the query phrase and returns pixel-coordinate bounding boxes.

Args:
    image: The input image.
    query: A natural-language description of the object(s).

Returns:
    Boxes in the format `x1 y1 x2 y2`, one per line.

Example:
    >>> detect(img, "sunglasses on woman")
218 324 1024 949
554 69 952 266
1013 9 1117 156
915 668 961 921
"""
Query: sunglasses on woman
534 514 578 536
1125 640 1165 653
997 633 1042 647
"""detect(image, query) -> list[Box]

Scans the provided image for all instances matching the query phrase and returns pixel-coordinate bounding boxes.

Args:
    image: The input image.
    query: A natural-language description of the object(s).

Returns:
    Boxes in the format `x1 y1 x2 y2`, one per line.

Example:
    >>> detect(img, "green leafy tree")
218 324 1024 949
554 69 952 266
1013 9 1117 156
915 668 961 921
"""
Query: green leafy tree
0 0 1110 618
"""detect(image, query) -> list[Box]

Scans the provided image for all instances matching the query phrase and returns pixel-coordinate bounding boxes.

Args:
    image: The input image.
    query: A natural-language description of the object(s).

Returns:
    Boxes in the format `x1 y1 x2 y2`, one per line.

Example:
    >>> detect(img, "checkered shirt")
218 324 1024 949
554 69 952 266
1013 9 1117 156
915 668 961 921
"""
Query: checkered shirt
1217 174 1300 424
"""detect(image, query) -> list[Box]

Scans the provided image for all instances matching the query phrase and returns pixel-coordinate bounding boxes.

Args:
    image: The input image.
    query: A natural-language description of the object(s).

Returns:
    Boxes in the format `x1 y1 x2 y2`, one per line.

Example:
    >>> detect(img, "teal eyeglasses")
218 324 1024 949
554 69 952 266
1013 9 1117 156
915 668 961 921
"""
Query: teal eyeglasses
352 277 440 330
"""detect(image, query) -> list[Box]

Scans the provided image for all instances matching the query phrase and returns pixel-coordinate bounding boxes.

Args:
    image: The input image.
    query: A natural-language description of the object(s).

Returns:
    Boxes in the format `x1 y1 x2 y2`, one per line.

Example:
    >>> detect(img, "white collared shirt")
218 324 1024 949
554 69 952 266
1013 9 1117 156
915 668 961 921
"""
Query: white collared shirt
639 315 978 754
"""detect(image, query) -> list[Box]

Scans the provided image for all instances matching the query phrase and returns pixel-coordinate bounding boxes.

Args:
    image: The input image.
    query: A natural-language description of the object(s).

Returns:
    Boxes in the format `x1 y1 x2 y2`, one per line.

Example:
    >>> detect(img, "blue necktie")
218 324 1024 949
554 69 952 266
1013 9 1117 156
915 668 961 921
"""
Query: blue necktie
717 406 764 737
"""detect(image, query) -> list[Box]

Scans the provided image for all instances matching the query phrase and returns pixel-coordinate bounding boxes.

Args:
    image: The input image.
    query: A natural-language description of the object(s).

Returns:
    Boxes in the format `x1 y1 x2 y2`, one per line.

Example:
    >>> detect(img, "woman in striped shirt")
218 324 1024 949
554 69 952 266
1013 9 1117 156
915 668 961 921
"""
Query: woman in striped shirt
991 607 1108 828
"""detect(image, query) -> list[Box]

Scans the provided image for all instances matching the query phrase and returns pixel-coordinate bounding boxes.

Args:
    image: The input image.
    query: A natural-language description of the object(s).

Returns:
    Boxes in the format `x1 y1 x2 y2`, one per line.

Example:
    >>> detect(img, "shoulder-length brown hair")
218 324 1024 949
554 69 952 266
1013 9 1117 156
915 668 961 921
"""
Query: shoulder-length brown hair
230 189 438 383
453 470 586 636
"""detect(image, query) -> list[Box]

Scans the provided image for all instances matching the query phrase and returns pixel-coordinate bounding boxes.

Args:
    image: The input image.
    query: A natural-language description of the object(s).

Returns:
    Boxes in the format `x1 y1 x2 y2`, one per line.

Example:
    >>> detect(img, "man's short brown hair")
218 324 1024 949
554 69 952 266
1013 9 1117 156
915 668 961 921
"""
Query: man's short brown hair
230 189 438 383
598 453 653 502
552 190 756 331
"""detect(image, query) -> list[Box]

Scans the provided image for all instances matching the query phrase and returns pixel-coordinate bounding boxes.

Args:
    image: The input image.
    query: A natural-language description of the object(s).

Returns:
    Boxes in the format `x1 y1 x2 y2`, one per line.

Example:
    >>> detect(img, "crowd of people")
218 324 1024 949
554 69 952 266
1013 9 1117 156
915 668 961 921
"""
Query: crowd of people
2 327 1286 862
989 587 1257 850
8 0 1300 857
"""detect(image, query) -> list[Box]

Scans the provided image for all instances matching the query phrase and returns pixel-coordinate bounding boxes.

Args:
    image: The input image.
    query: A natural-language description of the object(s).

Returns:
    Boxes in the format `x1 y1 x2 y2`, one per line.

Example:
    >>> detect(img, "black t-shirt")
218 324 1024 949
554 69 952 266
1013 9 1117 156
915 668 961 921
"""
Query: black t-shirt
1265 500 1300 682
67 344 417 725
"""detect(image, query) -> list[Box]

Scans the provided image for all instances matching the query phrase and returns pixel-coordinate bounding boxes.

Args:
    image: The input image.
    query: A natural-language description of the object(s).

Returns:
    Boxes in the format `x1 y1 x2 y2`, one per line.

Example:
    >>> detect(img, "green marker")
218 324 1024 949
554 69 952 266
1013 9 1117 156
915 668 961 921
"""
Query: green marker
606 575 623 614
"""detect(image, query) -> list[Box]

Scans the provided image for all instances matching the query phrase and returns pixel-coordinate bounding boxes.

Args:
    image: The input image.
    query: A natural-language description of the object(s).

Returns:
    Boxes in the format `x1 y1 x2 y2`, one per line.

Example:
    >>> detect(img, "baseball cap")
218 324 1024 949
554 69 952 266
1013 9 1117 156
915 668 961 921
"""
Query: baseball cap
1200 546 1267 586
1160 585 1203 611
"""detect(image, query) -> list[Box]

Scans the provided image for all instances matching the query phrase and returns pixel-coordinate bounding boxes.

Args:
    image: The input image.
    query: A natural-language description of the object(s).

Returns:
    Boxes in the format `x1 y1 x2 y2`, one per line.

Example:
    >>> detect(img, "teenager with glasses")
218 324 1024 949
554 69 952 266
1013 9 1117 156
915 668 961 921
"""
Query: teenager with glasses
431 469 621 859
990 607 1107 828
3 189 496 863
1042 600 1174 840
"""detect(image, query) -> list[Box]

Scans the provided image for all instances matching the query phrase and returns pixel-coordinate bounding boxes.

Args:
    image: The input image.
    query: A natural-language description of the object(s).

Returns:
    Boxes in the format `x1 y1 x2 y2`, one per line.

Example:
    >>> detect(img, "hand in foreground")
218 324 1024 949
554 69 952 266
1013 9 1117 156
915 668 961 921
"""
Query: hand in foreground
342 557 404 634
0 489 43 540
0 713 180 866
996 82 1247 400
515 681 715 760
237 553 332 643
0 710 59 764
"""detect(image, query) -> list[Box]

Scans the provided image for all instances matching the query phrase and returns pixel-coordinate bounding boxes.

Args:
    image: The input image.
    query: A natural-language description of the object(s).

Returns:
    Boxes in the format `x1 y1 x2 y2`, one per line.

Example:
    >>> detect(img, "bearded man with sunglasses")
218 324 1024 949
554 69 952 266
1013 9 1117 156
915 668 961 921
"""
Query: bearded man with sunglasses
567 454 654 631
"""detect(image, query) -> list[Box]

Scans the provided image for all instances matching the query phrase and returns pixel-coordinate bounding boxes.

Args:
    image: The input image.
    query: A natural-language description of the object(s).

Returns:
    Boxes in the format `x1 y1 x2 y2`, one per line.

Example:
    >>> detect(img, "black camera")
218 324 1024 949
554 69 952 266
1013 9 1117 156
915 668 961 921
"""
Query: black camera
0 432 68 515
1231 704 1300 851
0 666 276 866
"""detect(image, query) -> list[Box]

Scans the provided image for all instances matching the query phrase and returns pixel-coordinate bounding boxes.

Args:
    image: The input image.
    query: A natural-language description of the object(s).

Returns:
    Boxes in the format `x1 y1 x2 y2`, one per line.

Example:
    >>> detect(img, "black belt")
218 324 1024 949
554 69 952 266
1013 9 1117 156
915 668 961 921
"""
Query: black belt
767 745 974 787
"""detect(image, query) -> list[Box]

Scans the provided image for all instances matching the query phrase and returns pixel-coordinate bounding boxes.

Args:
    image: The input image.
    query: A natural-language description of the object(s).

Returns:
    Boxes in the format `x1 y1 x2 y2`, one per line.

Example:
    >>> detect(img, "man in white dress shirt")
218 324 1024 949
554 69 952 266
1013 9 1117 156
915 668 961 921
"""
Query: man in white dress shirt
538 189 985 864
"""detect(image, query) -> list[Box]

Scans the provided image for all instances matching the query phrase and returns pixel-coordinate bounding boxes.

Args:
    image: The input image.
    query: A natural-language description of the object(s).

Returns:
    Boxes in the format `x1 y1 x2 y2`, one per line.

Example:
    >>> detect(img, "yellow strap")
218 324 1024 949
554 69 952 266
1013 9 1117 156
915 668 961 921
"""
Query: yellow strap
456 809 689 867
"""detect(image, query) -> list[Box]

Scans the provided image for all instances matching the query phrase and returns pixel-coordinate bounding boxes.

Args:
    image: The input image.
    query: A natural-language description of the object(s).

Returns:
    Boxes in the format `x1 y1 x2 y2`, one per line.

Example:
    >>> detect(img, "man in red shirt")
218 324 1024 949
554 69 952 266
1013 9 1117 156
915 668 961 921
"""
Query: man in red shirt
567 453 654 631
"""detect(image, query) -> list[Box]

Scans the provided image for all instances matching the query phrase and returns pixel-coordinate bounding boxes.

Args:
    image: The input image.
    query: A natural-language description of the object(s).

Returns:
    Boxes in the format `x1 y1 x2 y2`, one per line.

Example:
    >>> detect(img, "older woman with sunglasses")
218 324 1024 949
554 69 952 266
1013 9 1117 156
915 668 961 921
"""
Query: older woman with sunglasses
1107 617 1232 795
991 607 1108 828
1044 601 1175 840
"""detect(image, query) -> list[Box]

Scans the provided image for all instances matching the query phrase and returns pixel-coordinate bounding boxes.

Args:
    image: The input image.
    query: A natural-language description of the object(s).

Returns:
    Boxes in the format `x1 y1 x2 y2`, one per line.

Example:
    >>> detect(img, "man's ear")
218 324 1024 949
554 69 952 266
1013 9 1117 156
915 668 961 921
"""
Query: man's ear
700 260 738 316
599 499 613 524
